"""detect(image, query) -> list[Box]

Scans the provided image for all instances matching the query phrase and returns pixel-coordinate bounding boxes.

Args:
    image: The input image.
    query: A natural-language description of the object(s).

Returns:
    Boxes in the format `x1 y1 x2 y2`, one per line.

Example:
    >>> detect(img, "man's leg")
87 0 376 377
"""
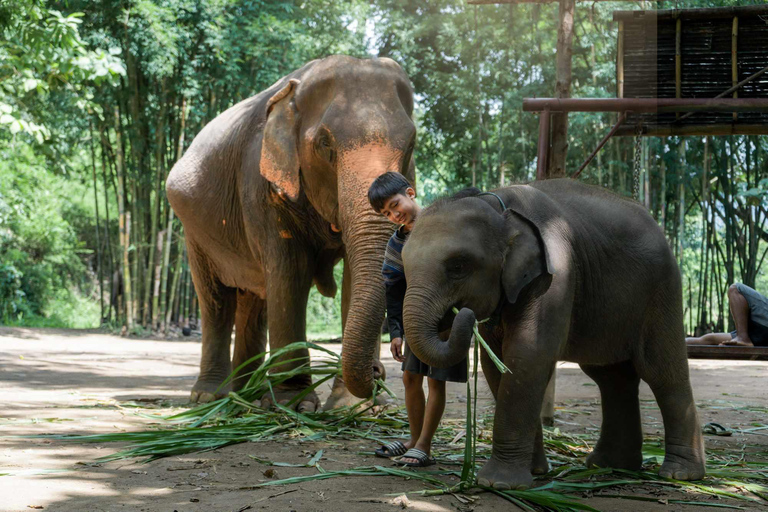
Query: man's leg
403 370 425 449
400 377 446 464
725 285 755 346
685 332 732 345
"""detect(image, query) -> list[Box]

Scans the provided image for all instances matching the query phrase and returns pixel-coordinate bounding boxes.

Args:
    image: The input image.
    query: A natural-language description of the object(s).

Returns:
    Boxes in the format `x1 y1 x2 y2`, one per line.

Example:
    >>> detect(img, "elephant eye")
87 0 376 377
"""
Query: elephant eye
445 257 469 279
315 135 336 163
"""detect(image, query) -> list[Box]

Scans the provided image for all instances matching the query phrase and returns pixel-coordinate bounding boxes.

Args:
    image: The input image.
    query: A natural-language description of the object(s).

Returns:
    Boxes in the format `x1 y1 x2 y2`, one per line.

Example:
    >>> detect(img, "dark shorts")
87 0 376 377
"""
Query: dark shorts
730 283 768 347
401 338 468 383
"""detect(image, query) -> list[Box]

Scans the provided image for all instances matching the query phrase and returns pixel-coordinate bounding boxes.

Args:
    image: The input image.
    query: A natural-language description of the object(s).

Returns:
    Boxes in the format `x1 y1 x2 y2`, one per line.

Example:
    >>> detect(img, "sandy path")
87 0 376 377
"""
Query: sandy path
1 326 767 511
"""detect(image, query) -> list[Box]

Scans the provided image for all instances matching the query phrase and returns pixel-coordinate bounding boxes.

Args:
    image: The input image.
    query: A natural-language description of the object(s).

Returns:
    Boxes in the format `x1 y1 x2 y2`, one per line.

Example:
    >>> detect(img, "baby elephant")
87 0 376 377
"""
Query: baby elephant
401 179 705 490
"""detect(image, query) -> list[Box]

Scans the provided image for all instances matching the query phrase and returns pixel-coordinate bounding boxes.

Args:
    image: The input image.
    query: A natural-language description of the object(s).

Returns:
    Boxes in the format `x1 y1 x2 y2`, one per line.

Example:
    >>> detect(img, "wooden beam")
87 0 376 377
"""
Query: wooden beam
614 124 768 137
469 0 641 4
614 5 768 21
687 345 768 361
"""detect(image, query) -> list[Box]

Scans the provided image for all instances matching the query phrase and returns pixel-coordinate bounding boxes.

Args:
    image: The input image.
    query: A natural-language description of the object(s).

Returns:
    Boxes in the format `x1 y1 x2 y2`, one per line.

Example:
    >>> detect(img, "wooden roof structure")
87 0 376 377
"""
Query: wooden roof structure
614 5 768 136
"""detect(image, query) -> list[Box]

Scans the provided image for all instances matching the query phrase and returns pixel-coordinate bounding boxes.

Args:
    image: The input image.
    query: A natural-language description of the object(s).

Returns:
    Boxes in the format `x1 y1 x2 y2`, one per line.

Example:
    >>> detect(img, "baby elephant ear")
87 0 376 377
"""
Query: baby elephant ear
501 209 554 304
260 79 301 201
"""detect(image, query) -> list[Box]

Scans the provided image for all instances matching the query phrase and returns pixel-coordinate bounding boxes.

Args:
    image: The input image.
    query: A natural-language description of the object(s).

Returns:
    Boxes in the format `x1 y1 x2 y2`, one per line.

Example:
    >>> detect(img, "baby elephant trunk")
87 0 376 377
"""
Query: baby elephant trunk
403 291 475 368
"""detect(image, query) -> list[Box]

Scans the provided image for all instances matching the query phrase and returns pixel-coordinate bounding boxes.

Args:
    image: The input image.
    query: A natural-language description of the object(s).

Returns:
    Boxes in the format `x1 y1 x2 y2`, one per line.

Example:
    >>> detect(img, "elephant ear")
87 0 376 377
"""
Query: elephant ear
501 208 554 304
260 79 301 201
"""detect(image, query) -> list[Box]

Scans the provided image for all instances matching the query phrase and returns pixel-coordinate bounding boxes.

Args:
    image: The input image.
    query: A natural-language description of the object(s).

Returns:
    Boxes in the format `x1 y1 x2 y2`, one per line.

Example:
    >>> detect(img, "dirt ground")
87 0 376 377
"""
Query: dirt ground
1 326 767 512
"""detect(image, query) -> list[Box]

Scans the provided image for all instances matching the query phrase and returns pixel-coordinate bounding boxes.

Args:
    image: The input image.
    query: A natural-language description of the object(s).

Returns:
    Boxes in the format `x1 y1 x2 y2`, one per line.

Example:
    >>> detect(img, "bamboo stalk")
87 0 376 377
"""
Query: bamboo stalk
165 233 185 334
114 107 133 330
89 118 104 322
99 120 115 322
160 96 188 333
151 230 164 330
143 86 167 327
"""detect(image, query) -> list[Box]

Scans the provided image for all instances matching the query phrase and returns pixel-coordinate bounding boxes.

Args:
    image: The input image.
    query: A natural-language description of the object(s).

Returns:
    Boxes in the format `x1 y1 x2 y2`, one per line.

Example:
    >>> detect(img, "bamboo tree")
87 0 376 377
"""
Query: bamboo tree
161 96 188 331
165 233 185 334
89 118 104 321
114 107 133 330
99 119 116 322
143 82 167 327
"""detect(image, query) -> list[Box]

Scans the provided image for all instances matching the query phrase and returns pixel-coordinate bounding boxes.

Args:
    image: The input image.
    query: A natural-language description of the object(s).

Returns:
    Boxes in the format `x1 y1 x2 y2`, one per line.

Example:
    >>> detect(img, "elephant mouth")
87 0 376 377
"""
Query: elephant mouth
437 305 458 341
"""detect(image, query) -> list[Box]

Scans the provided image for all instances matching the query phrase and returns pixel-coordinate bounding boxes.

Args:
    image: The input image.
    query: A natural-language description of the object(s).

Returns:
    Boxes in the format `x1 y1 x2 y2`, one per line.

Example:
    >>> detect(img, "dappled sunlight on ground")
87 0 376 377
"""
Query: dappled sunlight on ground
1 328 767 511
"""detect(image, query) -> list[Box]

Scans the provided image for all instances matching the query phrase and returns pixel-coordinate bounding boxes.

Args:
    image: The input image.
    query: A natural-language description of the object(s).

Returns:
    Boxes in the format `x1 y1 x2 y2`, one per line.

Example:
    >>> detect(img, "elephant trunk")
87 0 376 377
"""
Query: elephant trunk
338 207 393 398
403 287 476 368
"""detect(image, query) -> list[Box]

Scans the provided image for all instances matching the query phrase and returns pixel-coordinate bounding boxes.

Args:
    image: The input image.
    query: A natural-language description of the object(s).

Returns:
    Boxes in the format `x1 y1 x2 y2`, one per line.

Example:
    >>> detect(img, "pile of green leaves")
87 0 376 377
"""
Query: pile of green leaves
38 340 768 511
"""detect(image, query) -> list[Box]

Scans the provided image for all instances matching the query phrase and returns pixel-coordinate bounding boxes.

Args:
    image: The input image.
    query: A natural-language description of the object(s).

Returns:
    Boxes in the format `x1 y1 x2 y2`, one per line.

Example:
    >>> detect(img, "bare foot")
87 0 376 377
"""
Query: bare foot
719 337 754 347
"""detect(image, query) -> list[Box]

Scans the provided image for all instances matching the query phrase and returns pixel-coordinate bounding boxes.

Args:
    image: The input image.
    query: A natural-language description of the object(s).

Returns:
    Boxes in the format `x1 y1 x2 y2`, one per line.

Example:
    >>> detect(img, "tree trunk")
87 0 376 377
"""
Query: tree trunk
549 0 575 178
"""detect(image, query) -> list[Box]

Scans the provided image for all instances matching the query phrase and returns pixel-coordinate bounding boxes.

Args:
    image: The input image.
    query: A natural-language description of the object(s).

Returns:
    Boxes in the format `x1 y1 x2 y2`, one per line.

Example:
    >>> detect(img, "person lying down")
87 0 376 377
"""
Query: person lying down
686 283 768 347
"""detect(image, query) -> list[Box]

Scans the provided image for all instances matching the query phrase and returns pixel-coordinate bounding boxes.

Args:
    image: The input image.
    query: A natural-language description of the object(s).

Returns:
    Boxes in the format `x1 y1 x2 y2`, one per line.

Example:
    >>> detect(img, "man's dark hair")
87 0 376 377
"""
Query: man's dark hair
367 172 412 212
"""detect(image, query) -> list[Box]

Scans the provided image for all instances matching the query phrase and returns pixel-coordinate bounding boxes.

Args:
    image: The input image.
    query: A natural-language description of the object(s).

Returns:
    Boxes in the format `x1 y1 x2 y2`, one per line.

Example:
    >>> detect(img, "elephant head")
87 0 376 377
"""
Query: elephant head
258 56 416 398
401 188 554 368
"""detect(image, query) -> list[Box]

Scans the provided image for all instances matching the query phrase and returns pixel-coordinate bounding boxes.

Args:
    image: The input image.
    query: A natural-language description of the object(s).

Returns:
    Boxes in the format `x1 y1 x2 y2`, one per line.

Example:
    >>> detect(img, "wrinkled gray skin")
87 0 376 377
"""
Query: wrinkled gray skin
402 180 705 490
166 56 416 410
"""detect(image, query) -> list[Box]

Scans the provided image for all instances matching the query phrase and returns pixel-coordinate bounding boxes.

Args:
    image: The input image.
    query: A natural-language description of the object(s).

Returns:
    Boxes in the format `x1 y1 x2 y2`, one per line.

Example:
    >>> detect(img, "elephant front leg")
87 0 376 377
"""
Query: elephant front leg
259 256 320 413
477 353 554 490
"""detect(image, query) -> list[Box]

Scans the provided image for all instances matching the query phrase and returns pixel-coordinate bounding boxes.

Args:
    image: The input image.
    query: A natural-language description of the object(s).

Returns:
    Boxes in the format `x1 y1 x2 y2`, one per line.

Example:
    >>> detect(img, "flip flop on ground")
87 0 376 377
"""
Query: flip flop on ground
375 441 408 458
703 422 732 436
396 448 436 467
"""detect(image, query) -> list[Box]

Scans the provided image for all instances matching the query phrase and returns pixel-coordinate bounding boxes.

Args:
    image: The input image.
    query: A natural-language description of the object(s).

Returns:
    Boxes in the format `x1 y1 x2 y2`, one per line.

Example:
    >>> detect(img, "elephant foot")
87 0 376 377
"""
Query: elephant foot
531 447 549 475
190 378 230 404
322 384 389 412
659 444 706 481
586 444 642 471
260 387 321 413
477 458 533 490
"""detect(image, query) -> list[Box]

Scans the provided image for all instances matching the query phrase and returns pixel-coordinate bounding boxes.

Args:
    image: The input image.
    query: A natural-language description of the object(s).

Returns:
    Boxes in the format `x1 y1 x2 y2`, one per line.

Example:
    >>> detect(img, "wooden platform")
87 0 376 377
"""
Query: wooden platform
687 344 768 361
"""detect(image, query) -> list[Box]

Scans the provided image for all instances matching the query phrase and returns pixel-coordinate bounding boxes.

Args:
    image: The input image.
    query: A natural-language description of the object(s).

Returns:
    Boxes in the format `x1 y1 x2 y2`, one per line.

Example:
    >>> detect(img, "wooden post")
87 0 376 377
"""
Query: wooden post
732 16 739 121
536 109 551 180
675 17 682 119
617 20 624 98
549 0 575 177
660 138 667 231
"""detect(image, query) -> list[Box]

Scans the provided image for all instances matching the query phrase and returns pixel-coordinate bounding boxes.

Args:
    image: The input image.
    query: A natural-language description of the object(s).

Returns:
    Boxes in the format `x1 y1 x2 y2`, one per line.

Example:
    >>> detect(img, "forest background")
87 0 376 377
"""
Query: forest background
1 0 765 338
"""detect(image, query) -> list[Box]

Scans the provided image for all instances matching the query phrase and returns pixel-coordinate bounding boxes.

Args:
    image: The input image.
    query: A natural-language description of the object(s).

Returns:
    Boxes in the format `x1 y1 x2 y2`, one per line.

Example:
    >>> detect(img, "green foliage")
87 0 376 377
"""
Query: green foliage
0 143 98 325
0 0 123 143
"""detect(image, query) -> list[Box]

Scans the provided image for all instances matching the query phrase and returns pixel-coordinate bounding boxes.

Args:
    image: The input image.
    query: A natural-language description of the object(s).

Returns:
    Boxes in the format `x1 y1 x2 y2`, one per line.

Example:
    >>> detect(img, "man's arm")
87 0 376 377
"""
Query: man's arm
385 279 407 340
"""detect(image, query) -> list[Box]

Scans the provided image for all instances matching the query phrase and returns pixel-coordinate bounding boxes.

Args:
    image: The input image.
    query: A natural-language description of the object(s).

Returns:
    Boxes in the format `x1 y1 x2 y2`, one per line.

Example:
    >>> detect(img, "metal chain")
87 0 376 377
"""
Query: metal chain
632 121 643 200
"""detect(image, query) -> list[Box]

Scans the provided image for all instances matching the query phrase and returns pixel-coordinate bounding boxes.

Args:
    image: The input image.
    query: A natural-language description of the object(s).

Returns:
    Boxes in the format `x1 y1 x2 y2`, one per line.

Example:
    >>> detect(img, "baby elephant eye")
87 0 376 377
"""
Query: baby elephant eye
445 258 469 278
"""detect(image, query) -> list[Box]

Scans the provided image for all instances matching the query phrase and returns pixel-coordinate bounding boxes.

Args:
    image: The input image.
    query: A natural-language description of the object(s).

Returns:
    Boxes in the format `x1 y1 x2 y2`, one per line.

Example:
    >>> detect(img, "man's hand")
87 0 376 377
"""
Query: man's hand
391 337 405 362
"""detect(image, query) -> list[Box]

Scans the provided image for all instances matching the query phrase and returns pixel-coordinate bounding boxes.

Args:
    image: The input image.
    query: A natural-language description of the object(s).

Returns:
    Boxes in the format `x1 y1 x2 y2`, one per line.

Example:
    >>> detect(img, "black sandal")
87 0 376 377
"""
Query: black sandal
703 422 732 437
396 448 436 467
375 441 408 458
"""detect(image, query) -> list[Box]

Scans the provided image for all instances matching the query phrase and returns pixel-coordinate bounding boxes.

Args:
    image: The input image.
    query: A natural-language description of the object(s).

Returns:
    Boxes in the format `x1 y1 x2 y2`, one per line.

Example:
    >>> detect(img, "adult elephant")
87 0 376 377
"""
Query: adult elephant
401 180 705 489
166 56 416 410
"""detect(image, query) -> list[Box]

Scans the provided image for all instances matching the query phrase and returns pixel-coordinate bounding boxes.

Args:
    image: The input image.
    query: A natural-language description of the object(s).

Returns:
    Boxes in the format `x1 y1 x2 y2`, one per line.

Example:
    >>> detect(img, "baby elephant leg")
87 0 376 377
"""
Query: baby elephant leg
580 361 643 471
